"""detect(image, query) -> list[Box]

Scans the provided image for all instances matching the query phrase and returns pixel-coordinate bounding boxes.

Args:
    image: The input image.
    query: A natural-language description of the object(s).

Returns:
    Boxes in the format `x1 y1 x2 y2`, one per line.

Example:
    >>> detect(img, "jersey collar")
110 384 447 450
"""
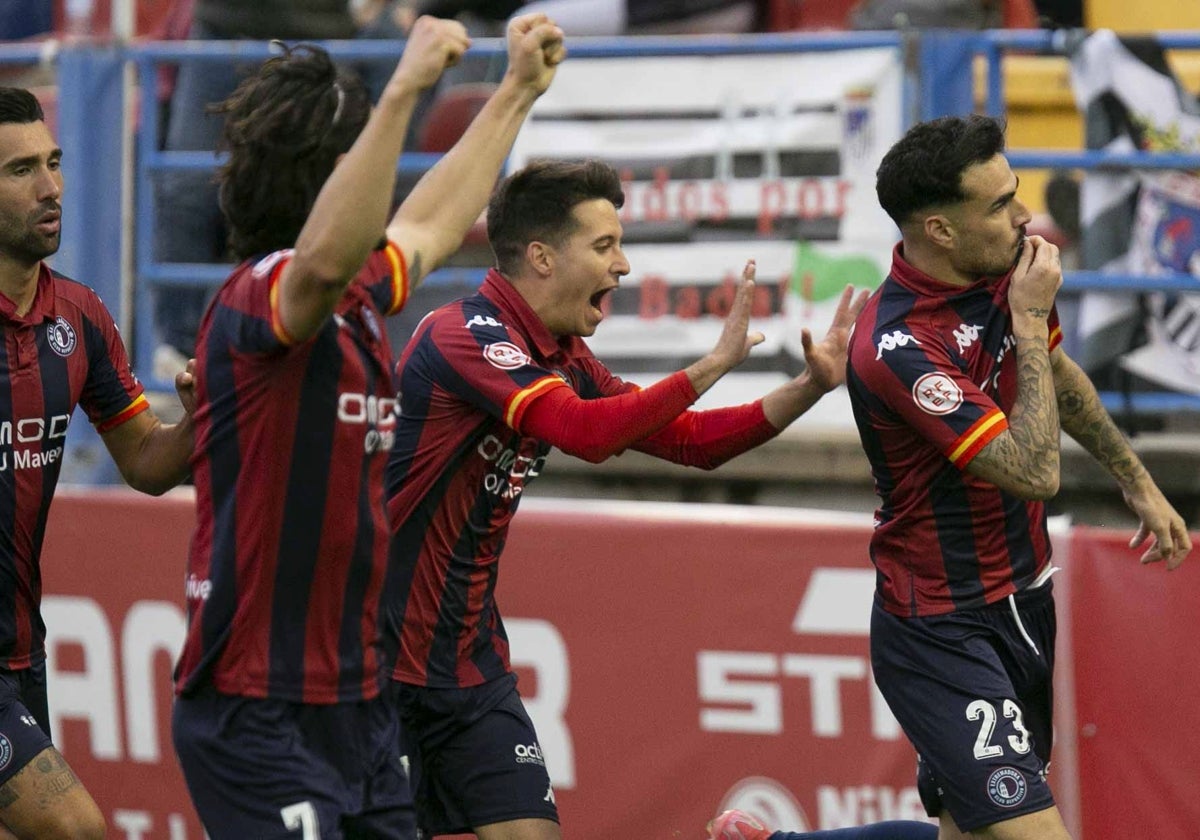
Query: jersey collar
480 269 582 361
889 243 1009 298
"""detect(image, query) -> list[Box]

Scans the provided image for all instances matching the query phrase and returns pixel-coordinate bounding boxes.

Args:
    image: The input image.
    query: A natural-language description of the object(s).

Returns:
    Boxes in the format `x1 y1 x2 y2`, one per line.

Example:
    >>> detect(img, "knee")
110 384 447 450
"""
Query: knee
51 801 106 840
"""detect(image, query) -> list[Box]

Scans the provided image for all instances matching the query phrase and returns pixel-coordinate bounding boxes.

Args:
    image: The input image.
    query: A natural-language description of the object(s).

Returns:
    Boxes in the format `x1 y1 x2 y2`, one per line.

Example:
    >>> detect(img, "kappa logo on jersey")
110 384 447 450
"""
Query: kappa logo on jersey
875 330 921 360
986 767 1027 808
484 341 530 370
0 733 11 772
953 323 984 353
466 314 503 329
47 316 77 357
912 372 963 416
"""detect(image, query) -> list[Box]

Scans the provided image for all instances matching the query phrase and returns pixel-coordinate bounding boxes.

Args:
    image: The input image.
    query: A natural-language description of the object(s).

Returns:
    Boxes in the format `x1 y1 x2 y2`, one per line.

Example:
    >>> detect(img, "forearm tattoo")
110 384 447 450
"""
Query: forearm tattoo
1057 377 1147 488
976 336 1060 493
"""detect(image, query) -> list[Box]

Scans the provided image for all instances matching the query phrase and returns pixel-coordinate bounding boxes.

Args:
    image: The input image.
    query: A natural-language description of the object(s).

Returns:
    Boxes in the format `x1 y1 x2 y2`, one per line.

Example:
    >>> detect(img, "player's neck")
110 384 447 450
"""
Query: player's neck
900 240 975 288
0 255 41 317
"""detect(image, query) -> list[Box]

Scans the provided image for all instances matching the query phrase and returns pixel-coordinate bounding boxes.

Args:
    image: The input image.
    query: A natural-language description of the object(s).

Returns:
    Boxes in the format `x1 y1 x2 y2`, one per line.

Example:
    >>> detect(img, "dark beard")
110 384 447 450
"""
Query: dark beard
0 228 60 265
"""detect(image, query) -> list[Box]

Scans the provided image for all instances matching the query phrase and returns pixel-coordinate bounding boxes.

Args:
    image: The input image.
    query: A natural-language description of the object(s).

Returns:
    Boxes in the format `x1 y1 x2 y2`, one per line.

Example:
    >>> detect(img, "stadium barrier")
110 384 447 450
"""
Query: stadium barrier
40 489 1200 839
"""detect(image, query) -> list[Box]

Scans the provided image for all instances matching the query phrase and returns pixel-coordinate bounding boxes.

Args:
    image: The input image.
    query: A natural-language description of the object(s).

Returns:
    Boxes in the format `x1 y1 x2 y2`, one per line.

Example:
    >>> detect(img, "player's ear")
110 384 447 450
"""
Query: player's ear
923 213 955 250
526 240 554 278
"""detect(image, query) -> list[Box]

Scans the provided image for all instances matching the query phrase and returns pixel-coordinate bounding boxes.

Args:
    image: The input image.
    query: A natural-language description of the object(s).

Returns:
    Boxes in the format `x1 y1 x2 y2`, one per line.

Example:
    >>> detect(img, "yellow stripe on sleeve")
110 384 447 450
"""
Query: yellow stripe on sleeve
96 393 150 433
384 242 410 315
267 259 299 346
504 376 567 429
948 409 1007 467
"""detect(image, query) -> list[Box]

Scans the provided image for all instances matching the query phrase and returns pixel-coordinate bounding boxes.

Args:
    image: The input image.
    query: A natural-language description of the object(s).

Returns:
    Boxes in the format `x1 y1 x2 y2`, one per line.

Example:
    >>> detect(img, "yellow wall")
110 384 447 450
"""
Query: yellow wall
973 51 1200 213
1087 0 1200 31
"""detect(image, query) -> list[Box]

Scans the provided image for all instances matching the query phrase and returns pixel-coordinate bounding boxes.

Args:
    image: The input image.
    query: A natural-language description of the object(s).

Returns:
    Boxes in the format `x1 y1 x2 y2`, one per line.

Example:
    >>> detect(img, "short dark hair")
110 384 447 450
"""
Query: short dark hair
486 159 625 276
0 87 45 126
211 44 371 260
875 114 1006 227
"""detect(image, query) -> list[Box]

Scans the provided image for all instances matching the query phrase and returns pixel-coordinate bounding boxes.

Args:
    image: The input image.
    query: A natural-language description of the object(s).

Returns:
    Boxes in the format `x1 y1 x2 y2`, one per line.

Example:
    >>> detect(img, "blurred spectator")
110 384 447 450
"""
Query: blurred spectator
1032 0 1082 27
0 0 53 39
153 0 383 381
850 0 1037 30
522 0 767 34
398 0 769 35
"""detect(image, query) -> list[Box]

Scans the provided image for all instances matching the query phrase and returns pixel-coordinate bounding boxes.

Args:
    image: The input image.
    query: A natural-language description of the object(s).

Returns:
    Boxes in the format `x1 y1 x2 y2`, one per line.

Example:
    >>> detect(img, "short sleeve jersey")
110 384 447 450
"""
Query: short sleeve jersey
846 246 1063 617
0 265 148 669
385 269 632 689
175 242 410 703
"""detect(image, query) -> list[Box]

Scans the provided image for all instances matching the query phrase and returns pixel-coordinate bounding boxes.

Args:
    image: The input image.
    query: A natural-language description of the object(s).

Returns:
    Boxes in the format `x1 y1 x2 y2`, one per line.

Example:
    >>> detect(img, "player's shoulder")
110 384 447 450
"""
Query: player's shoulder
46 268 115 321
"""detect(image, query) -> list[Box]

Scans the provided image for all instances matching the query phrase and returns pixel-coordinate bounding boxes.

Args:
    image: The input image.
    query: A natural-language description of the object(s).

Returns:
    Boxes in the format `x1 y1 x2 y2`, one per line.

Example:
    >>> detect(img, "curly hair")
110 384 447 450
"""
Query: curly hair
875 114 1007 228
211 44 371 260
486 159 626 276
0 87 45 126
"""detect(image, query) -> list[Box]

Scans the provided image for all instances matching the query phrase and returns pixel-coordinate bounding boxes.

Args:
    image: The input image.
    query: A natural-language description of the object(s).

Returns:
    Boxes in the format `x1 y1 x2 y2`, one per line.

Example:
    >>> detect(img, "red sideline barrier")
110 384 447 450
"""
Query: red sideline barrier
1069 525 1200 840
35 490 1192 838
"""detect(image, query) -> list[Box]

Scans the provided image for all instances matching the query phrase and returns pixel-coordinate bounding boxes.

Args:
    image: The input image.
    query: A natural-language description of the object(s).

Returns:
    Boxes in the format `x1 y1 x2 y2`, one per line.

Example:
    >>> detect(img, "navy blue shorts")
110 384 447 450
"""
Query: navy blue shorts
172 688 413 840
0 660 55 785
393 673 557 835
871 582 1058 833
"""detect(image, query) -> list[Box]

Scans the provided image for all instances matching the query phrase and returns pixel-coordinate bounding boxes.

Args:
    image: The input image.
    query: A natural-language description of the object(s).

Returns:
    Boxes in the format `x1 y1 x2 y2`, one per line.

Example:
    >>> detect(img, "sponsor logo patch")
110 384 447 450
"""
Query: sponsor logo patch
484 342 529 370
912 372 963 416
514 742 545 766
47 316 76 357
986 766 1027 808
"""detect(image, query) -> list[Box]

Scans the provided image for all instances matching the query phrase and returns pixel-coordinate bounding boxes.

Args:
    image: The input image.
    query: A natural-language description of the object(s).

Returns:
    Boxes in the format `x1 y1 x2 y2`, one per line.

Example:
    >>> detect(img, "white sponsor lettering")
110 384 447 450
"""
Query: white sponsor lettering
337 393 397 454
0 413 71 445
476 434 547 501
112 810 192 840
10 446 63 470
514 742 545 765
184 574 211 603
875 330 920 359
43 596 187 763
698 567 900 740
912 371 964 416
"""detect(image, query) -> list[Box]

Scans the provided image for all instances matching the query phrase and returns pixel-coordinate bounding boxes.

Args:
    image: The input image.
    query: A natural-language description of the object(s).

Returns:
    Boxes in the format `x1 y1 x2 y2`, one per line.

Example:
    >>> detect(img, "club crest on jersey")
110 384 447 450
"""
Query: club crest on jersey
0 733 11 772
986 767 1027 808
47 316 77 357
484 341 529 370
912 371 963 416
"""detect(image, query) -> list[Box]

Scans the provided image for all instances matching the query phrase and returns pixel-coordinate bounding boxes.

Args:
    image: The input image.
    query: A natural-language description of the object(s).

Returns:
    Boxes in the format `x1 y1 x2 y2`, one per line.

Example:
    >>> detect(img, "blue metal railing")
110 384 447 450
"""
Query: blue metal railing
966 29 1200 412
7 31 1200 411
129 31 907 390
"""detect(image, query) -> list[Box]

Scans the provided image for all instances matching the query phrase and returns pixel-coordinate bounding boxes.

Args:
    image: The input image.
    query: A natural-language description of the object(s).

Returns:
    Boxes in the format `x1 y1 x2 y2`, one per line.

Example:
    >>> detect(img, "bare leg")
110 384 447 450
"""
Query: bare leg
0 747 105 840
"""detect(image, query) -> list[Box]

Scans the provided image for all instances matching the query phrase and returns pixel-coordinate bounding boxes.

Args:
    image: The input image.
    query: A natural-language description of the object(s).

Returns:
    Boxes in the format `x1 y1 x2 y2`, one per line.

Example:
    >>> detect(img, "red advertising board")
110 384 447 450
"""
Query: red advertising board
36 490 1194 839
1069 525 1200 840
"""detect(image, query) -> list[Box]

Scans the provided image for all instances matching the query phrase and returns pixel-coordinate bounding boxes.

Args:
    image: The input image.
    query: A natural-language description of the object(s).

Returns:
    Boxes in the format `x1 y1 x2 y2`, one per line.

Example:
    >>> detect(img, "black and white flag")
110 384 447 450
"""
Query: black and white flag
1068 29 1200 394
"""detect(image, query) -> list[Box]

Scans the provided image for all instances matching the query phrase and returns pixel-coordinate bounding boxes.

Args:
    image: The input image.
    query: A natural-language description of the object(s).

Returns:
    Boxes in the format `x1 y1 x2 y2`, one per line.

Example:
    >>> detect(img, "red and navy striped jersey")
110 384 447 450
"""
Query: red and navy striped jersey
846 246 1063 617
385 269 631 688
0 265 147 669
175 242 410 703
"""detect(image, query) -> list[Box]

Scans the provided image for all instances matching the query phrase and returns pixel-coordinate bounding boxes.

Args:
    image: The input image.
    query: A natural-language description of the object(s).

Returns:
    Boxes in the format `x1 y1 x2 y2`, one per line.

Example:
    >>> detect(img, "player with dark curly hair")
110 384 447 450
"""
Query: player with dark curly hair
171 14 566 838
